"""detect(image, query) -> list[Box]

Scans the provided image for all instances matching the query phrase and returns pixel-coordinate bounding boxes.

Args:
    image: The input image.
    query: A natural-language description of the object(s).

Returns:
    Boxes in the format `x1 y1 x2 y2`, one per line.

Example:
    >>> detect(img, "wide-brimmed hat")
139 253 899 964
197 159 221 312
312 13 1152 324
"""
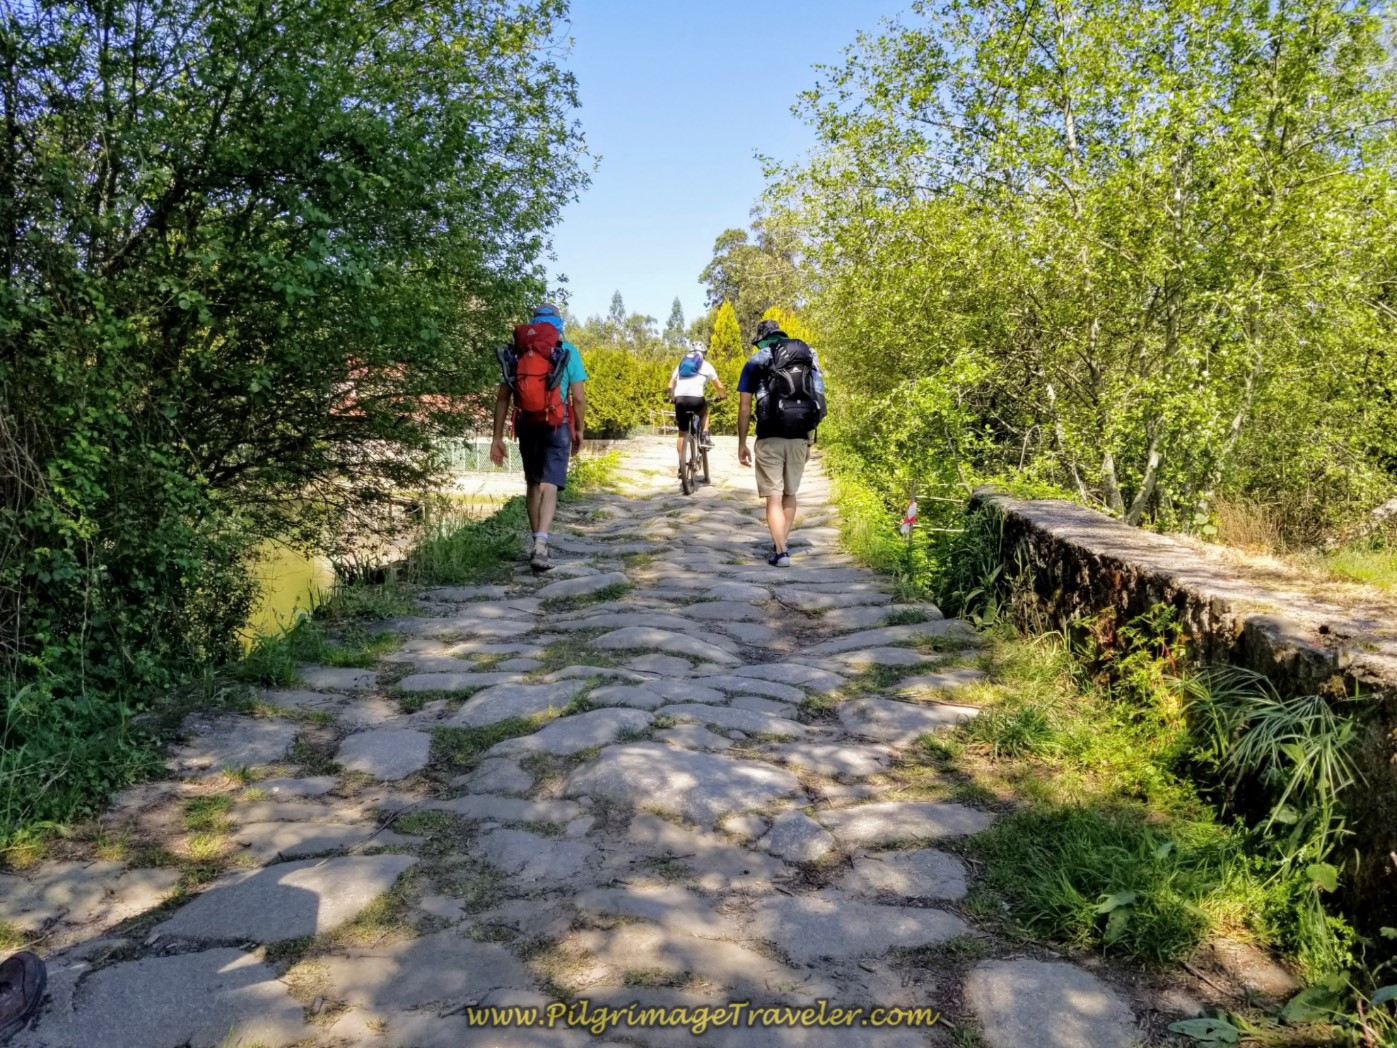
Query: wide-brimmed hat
751 319 782 344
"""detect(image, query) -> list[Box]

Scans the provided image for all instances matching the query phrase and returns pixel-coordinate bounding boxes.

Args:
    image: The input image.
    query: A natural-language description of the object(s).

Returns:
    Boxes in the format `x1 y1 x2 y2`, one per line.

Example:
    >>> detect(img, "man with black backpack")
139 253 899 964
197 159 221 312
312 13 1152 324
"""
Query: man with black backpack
666 343 727 479
489 304 588 573
736 319 827 566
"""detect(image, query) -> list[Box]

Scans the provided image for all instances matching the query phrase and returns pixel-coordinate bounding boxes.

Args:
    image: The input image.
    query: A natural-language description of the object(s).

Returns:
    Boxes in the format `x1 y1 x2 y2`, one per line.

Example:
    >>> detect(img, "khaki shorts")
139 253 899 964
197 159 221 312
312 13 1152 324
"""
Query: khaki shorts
754 437 810 498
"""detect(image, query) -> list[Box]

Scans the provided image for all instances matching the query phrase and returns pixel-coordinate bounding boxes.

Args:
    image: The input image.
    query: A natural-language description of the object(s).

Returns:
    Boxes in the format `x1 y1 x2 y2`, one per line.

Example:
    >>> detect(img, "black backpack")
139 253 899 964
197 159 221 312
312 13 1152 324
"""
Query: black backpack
757 338 827 437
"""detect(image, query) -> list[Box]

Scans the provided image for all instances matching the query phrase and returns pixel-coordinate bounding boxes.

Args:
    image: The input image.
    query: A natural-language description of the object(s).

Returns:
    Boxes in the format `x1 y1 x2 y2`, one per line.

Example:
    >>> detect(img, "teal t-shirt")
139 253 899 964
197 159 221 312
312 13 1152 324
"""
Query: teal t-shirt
559 340 588 402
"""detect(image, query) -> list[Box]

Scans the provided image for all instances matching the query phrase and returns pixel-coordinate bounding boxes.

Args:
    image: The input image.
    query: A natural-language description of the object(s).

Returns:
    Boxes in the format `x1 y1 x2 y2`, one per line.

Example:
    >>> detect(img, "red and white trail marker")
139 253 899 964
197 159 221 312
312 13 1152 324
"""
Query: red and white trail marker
900 499 918 535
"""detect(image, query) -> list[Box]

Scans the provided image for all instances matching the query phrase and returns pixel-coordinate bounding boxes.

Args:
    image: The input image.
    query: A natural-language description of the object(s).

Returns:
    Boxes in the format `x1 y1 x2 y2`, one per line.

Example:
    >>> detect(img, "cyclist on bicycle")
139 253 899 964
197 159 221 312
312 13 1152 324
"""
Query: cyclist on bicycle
667 342 726 478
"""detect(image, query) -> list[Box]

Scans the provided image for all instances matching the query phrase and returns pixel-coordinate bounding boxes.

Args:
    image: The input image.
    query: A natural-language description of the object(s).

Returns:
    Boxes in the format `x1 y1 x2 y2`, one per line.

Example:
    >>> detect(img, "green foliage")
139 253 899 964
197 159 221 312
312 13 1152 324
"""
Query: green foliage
431 717 543 773
698 219 800 336
1186 668 1359 875
968 806 1266 963
2 0 584 851
773 0 1397 543
236 619 399 686
579 347 671 437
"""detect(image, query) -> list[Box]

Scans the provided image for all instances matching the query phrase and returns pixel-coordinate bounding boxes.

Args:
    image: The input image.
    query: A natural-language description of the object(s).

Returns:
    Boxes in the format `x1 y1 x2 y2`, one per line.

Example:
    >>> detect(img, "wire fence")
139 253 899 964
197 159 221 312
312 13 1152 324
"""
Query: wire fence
434 435 640 474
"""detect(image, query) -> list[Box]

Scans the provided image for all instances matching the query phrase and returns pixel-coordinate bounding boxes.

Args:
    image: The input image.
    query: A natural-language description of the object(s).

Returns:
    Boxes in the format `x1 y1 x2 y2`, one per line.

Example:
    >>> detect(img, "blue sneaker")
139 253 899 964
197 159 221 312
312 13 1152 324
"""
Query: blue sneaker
767 549 791 567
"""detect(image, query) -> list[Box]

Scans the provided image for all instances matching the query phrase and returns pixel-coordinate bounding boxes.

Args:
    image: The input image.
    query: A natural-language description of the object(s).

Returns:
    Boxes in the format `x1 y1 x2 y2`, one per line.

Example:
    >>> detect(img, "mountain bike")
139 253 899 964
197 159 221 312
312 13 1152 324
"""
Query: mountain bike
680 395 723 495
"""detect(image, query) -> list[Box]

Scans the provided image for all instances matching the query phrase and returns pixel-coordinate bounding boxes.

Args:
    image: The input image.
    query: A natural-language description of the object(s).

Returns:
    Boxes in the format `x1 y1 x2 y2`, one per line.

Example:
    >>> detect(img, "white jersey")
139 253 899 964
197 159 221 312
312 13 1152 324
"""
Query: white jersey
671 359 718 399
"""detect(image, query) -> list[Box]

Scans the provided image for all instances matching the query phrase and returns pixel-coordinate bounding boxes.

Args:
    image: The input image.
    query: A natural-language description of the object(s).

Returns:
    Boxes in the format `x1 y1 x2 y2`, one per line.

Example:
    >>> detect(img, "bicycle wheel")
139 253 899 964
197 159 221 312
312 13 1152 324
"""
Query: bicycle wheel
681 430 695 495
700 446 710 485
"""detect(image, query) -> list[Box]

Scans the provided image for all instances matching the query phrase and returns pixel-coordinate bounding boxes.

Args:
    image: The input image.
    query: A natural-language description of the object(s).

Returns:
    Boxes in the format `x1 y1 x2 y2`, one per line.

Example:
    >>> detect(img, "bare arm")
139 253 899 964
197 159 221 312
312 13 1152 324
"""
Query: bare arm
489 383 511 465
570 381 587 450
737 392 753 465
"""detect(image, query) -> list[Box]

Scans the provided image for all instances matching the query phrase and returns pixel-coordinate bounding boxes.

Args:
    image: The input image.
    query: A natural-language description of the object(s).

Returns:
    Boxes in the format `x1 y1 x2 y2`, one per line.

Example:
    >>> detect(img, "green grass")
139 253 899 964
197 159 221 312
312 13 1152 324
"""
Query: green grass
539 582 630 613
1324 543 1397 592
431 716 546 772
236 619 400 686
965 806 1270 962
884 607 932 625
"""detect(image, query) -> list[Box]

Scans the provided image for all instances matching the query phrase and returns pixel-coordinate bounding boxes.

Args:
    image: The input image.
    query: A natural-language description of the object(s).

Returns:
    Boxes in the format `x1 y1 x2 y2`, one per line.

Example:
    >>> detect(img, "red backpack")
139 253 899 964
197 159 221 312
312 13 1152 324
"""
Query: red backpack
503 322 569 428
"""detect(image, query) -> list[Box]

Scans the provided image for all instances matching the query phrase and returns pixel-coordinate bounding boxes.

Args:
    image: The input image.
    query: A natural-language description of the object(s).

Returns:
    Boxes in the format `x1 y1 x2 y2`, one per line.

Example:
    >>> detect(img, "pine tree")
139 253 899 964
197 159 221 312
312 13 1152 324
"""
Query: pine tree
707 301 744 367
607 290 626 328
663 298 686 347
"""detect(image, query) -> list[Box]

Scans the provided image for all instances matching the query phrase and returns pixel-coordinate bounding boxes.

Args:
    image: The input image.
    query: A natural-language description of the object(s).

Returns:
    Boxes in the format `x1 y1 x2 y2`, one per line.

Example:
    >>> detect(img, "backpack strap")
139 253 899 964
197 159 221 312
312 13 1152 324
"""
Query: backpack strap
546 342 570 390
496 343 518 389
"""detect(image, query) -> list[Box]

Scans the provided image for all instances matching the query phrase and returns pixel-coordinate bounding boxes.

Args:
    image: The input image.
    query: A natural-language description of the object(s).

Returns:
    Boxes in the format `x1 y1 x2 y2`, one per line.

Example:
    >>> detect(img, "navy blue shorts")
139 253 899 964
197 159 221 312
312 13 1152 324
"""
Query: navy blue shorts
517 423 571 489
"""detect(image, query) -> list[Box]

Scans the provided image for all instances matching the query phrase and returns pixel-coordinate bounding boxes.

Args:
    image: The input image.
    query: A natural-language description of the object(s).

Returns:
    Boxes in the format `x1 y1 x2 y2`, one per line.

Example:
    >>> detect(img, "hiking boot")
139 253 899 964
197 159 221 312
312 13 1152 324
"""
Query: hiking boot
530 538 552 573
0 951 47 1041
766 549 791 567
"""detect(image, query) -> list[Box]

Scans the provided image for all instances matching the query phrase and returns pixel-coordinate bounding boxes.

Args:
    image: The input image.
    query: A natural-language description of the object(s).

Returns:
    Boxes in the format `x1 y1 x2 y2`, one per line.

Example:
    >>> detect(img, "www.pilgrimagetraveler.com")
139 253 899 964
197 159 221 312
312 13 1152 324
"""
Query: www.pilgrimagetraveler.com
465 1000 942 1036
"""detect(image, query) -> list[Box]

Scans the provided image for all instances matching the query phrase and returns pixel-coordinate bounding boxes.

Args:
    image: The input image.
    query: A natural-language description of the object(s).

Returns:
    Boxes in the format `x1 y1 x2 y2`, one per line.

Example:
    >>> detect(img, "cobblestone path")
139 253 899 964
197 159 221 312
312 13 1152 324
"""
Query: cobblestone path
3 437 1143 1048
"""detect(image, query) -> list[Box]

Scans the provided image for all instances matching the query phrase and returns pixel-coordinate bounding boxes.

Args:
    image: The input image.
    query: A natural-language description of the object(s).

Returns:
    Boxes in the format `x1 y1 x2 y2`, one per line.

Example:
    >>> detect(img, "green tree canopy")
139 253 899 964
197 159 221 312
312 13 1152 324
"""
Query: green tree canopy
698 218 801 336
776 0 1397 539
1 0 587 717
664 298 687 347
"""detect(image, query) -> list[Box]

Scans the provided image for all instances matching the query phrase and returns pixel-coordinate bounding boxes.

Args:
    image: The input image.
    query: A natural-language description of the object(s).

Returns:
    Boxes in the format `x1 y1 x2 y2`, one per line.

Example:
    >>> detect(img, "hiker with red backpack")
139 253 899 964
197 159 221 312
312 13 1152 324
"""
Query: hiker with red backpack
490 304 588 573
666 343 726 479
736 319 827 566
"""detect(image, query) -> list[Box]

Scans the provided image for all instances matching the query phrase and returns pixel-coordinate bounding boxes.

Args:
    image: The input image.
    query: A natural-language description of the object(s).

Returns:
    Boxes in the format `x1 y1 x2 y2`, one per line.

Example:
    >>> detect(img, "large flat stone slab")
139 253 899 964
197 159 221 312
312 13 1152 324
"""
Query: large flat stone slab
336 728 431 780
17 949 305 1048
703 581 770 601
964 959 1139 1048
690 675 806 703
587 683 667 709
761 742 894 779
477 827 590 883
841 848 969 901
570 922 809 996
544 664 651 683
590 627 741 665
423 794 583 826
564 743 802 827
624 813 790 890
898 667 989 695
747 889 967 961
535 571 630 599
575 884 729 937
731 662 847 692
659 703 807 738
804 620 977 655
626 653 695 675
762 811 836 863
685 601 770 622
489 708 652 756
780 587 893 611
316 929 533 1011
456 756 534 795
0 864 181 933
260 775 339 798
231 822 417 861
297 664 377 690
257 687 346 712
655 724 733 751
831 646 936 670
153 854 417 942
449 680 589 727
169 715 298 776
394 670 525 693
838 696 980 745
552 611 696 633
816 801 993 845
643 679 729 705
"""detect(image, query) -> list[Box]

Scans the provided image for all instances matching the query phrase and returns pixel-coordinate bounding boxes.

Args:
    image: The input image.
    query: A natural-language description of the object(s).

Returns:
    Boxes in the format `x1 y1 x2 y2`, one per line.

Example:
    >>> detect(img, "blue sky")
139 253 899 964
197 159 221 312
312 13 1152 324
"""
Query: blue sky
547 0 906 329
